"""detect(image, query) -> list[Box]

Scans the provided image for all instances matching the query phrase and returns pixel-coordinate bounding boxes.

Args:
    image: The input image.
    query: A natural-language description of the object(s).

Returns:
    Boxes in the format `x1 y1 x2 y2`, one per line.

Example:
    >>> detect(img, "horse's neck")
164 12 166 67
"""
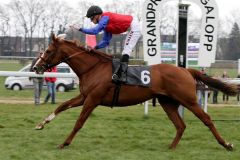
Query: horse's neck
65 51 100 77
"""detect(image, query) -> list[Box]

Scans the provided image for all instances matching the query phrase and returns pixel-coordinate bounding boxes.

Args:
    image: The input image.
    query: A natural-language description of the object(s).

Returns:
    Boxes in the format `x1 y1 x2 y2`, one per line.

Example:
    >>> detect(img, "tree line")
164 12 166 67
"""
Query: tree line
0 0 240 60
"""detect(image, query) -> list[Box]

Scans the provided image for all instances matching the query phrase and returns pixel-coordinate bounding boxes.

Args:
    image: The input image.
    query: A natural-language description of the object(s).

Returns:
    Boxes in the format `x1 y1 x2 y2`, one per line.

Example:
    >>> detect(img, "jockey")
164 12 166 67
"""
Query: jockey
71 5 142 83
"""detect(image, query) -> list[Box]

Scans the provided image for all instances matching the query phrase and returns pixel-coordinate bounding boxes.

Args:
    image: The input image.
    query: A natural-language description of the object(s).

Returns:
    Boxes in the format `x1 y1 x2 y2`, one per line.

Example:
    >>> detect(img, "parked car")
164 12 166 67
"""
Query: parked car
4 63 78 92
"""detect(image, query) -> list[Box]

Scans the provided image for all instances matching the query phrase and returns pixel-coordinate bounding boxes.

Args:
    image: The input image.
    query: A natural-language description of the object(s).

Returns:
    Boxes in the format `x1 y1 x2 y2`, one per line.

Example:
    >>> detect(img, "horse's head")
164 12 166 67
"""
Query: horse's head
33 34 66 74
33 34 112 75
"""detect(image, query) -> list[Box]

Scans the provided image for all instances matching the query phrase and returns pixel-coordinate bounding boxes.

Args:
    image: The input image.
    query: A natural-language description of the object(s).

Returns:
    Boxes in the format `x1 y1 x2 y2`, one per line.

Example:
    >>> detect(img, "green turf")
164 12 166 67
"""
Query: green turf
0 60 239 160
0 104 239 160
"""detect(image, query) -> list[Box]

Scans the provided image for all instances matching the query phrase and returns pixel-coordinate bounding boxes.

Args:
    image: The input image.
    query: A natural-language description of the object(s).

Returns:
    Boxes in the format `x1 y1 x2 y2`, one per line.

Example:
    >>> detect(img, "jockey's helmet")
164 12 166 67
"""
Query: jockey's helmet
86 6 103 18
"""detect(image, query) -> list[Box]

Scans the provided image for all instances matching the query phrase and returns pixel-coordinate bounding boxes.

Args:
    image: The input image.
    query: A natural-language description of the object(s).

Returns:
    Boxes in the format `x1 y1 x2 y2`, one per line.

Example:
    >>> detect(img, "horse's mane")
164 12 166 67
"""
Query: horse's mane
63 39 113 60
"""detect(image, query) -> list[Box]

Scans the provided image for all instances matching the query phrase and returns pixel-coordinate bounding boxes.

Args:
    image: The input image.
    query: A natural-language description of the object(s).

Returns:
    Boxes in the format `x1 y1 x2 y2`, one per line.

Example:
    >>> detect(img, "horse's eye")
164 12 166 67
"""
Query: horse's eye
46 50 51 54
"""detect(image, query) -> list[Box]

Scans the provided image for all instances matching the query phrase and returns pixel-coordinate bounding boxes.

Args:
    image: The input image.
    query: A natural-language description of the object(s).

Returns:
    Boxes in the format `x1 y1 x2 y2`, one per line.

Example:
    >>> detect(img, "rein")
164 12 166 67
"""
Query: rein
38 42 113 73
39 51 85 70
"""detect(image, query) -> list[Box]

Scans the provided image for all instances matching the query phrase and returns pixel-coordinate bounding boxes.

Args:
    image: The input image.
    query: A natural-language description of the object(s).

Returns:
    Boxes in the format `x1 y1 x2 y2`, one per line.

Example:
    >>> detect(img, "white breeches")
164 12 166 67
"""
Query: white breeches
122 18 142 56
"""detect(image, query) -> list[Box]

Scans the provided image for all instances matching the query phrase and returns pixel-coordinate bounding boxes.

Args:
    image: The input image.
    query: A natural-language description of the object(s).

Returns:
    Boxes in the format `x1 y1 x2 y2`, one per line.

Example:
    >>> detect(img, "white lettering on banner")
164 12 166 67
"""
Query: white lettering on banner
142 0 218 116
198 0 218 67
143 0 218 67
142 0 162 65
141 70 151 85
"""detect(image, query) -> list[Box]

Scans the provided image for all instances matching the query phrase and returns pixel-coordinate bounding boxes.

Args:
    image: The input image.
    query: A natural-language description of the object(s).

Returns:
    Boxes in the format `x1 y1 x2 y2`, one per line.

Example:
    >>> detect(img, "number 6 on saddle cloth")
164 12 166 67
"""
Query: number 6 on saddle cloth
111 59 151 106
112 59 151 87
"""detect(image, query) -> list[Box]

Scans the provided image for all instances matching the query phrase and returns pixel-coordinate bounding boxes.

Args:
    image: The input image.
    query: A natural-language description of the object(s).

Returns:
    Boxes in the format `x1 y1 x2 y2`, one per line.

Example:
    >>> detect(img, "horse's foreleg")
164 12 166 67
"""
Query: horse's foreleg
186 103 233 151
35 94 85 130
58 98 97 149
158 98 186 149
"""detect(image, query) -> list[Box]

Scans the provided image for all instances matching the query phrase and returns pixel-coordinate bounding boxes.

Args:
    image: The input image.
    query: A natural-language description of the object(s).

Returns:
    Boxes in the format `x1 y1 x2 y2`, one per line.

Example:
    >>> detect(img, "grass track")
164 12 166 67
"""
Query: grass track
0 104 239 160
0 60 239 159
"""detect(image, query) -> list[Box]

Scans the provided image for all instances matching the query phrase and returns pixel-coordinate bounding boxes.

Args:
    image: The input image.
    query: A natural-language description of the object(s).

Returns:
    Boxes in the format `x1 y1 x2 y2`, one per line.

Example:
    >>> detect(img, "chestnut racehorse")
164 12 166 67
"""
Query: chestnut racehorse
33 35 237 150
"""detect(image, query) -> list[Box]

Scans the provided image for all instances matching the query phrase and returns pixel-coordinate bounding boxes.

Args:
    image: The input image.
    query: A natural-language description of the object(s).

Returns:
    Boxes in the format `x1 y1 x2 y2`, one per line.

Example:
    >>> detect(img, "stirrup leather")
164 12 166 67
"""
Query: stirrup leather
112 62 128 83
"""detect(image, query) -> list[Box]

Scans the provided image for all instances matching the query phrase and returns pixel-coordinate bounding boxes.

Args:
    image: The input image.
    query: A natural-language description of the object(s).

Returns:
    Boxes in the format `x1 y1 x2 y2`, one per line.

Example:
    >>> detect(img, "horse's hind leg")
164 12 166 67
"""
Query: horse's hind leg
186 102 233 151
157 96 186 149
35 94 85 130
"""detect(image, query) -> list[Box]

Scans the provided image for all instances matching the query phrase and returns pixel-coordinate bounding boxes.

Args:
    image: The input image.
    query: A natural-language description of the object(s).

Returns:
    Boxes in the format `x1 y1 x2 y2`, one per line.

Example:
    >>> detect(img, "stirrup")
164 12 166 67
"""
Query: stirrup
112 73 120 82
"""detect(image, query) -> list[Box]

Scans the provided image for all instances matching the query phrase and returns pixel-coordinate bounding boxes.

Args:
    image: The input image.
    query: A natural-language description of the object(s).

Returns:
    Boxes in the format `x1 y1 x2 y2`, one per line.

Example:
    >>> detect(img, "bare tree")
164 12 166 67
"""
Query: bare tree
159 4 178 37
0 5 10 36
103 0 143 17
57 5 79 32
38 16 49 49
0 5 11 56
76 1 94 27
38 0 80 45
9 0 47 56
45 0 64 34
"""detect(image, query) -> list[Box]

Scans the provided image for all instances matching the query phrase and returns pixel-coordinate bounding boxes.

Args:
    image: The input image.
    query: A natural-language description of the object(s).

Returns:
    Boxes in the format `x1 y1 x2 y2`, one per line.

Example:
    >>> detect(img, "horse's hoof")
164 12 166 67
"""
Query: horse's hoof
58 144 65 149
58 142 70 149
35 124 44 130
58 143 69 149
226 143 234 151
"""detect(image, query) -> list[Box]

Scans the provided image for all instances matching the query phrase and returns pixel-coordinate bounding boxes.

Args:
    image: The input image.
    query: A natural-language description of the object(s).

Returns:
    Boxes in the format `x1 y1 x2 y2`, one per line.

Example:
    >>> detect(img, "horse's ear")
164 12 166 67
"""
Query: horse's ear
51 34 57 43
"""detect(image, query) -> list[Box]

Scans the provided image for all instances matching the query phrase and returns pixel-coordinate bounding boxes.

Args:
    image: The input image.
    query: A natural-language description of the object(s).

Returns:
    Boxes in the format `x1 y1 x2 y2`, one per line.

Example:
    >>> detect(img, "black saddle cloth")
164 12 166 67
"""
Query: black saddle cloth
112 59 151 87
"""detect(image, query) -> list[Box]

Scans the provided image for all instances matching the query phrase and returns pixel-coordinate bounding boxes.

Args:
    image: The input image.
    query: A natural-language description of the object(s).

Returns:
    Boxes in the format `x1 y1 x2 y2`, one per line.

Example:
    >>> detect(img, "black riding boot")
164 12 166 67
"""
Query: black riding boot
112 54 129 83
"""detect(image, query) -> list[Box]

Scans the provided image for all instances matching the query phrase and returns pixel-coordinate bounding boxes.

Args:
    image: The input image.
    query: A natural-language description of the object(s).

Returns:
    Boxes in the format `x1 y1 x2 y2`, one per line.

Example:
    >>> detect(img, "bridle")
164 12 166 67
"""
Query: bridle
36 43 112 73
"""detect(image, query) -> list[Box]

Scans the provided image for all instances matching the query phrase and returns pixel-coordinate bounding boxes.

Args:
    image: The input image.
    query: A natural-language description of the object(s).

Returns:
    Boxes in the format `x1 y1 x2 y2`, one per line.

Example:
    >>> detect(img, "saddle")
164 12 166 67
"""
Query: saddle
111 59 152 107
112 59 151 87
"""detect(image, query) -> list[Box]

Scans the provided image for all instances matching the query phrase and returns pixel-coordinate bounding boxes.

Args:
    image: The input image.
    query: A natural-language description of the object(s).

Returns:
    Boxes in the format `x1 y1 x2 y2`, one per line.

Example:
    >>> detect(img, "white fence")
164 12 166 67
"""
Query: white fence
0 56 35 60
0 71 77 78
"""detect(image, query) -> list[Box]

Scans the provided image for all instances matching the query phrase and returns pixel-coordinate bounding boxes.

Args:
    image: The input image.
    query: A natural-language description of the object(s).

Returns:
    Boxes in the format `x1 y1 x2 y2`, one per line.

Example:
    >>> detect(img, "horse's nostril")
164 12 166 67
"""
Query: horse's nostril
33 66 38 71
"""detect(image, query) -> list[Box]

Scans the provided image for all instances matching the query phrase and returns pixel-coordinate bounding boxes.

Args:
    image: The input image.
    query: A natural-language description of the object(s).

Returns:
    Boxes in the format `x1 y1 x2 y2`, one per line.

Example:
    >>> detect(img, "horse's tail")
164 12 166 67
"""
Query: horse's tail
187 68 238 96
